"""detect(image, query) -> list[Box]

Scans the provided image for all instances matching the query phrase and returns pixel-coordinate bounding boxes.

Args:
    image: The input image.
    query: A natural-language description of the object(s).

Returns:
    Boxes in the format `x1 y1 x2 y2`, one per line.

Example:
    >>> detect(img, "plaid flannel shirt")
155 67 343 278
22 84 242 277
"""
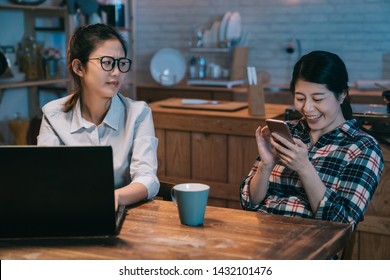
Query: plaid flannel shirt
240 119 384 228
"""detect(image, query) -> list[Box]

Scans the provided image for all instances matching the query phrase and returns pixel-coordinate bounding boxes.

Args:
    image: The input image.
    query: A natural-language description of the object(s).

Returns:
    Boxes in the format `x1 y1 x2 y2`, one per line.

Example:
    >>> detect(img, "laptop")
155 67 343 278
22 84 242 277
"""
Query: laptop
0 146 126 239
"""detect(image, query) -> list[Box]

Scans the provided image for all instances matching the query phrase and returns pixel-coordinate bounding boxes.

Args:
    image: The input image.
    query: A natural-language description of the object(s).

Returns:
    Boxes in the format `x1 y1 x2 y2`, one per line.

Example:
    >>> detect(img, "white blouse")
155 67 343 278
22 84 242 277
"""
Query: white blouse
37 93 159 199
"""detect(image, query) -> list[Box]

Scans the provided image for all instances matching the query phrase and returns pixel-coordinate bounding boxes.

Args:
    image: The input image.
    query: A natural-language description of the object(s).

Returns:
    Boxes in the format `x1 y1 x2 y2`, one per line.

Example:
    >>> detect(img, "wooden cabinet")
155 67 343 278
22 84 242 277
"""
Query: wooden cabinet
350 145 390 259
138 83 386 106
149 99 288 208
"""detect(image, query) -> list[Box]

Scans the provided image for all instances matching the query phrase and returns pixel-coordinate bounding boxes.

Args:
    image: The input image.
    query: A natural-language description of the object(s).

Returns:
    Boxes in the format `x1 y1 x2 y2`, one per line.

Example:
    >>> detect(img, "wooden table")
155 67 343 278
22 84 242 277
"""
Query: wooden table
0 200 352 260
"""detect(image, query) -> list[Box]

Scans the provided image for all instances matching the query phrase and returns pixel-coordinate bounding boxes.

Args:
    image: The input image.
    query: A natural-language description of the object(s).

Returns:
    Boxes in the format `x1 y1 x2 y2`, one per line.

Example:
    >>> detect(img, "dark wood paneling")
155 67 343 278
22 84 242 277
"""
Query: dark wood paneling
165 130 191 178
228 135 258 184
192 132 227 182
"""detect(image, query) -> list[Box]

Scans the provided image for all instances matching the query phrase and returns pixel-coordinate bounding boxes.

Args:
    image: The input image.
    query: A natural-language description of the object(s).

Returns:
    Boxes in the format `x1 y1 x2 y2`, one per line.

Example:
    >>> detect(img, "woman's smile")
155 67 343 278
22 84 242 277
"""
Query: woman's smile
107 80 120 88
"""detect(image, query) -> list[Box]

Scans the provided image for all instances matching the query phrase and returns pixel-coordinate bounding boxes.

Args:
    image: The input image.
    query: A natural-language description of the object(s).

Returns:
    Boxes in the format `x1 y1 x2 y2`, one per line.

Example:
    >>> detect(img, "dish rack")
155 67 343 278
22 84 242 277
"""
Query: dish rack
187 46 248 88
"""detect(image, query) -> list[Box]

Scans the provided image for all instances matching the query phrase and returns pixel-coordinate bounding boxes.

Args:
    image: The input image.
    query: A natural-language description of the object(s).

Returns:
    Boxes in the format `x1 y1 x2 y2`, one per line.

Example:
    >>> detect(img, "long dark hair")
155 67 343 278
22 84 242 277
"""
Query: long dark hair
290 50 353 120
64 23 128 112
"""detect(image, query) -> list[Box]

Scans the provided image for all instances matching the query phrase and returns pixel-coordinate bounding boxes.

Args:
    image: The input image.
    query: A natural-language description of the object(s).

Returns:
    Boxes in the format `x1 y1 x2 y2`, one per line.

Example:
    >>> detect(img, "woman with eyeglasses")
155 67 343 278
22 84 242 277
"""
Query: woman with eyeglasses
37 23 159 210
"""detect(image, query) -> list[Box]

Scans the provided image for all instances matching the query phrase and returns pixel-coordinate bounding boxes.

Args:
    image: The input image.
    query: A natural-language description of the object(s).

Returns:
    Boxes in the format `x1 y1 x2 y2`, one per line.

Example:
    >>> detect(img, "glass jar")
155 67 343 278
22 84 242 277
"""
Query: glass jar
19 36 43 80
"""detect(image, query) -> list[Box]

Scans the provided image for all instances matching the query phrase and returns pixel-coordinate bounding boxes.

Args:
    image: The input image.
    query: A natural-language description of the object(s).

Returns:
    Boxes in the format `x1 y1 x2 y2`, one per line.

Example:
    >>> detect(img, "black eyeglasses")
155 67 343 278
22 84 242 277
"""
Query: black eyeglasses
88 56 132 73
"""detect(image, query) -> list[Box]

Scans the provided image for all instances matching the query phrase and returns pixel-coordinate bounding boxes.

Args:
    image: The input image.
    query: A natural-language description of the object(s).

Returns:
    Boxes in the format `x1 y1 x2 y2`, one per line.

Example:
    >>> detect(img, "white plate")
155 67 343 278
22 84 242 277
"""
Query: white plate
150 48 186 86
210 20 220 47
202 29 211 47
226 11 241 40
219 11 232 43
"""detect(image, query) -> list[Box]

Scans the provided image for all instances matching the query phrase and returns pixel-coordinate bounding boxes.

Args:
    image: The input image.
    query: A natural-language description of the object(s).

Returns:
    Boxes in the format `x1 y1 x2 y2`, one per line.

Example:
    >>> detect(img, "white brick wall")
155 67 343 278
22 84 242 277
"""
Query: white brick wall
135 0 390 85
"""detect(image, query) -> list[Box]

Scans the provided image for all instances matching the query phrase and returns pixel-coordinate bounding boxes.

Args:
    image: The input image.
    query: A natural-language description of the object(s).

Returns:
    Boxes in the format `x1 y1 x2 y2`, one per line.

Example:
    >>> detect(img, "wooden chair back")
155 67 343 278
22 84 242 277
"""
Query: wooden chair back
156 181 175 201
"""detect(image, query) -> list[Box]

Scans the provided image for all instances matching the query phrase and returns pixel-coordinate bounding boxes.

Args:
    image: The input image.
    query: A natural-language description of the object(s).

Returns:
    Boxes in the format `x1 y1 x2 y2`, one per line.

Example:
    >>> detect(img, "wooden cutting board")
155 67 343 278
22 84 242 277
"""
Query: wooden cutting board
158 98 248 112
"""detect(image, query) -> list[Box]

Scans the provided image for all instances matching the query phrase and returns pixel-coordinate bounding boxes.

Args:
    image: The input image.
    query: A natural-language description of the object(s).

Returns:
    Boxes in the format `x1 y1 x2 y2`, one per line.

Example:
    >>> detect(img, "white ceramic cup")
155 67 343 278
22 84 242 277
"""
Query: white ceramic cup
206 63 222 79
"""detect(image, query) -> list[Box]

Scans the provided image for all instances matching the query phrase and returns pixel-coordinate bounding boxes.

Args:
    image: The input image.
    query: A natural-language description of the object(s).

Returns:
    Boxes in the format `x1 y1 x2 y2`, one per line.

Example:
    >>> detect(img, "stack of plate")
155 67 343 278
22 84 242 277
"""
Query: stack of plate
203 11 241 47
222 11 242 43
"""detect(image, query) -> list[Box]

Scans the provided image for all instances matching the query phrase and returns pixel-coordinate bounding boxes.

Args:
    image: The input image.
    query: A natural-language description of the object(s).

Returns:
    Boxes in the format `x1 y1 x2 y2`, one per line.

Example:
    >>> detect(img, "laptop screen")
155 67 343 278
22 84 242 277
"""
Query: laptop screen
0 146 119 238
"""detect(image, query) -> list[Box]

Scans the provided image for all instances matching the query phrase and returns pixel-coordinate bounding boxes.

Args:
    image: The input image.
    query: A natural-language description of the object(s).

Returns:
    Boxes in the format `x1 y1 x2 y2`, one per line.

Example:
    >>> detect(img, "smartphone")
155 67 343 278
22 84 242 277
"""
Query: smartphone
265 119 295 144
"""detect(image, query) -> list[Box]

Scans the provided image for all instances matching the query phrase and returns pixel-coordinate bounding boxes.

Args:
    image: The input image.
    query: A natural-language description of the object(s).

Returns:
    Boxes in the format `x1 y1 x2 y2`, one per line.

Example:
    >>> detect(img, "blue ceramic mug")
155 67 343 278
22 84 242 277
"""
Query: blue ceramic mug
171 183 210 226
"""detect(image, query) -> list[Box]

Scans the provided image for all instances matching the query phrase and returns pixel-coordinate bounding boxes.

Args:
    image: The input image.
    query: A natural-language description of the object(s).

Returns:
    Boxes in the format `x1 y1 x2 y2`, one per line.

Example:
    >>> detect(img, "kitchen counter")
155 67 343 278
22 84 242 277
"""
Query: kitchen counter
150 99 289 208
137 81 246 103
262 84 386 105
137 82 386 105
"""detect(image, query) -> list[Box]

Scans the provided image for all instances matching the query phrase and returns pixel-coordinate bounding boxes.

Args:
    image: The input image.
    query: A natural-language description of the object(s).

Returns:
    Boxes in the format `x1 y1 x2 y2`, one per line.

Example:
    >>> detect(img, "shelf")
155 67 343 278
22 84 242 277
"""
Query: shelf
116 26 133 33
35 27 64 32
0 1 136 116
188 47 230 53
0 4 67 13
0 3 71 117
0 4 68 19
187 46 247 82
0 78 69 90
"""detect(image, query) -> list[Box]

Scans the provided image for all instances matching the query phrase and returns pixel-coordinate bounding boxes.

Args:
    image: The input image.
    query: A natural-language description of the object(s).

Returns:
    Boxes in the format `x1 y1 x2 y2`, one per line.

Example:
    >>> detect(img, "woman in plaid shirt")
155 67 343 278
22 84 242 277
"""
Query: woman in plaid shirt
240 51 384 228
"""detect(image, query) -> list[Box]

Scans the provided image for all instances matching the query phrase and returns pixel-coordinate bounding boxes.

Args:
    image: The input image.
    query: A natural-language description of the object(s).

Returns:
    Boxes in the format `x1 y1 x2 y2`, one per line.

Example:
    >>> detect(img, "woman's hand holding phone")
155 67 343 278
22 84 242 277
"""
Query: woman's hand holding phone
265 119 311 172
265 119 295 145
